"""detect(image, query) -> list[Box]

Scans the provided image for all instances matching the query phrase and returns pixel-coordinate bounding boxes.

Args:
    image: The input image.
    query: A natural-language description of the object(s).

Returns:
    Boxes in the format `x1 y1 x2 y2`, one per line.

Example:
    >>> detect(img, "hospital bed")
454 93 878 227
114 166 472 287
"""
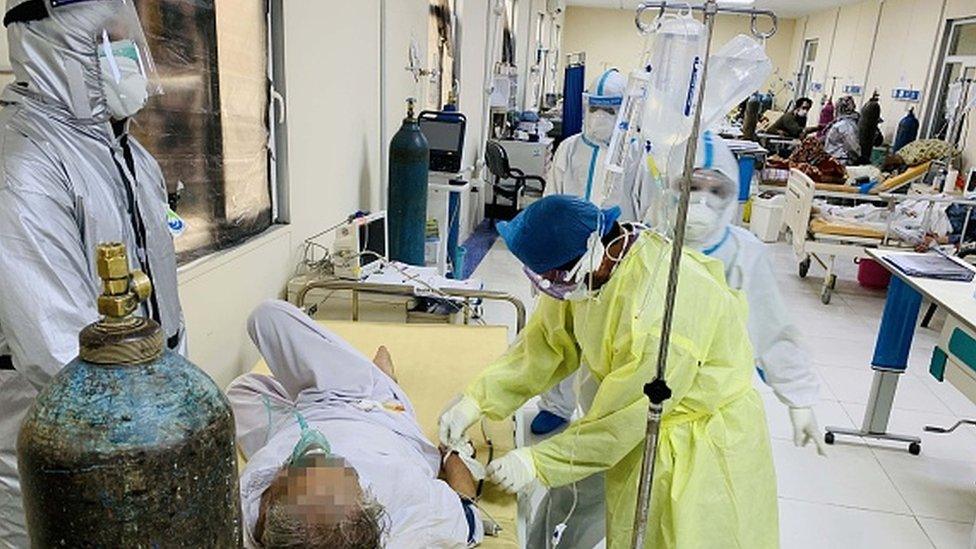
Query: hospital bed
244 282 530 548
760 160 932 196
782 167 945 304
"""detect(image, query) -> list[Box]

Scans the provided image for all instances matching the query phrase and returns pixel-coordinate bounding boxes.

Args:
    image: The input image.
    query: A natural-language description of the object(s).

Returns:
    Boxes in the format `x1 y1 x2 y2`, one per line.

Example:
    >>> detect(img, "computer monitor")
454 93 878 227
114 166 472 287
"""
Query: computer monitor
419 111 466 174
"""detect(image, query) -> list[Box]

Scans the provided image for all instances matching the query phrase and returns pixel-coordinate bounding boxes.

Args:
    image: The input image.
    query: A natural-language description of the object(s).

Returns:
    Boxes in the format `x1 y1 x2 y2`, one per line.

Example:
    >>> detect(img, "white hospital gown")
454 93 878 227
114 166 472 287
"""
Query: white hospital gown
229 300 480 549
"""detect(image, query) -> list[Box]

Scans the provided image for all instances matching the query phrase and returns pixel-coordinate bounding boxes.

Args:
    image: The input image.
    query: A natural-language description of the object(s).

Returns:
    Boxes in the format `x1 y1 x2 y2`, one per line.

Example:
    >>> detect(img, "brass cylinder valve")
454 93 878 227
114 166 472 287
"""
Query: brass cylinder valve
96 243 152 320
80 243 163 364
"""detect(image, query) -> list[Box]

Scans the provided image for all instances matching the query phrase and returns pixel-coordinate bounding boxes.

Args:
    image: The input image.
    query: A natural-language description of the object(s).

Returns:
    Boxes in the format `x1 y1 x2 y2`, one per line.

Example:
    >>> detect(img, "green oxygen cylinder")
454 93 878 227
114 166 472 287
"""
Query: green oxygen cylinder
17 243 241 547
388 98 430 266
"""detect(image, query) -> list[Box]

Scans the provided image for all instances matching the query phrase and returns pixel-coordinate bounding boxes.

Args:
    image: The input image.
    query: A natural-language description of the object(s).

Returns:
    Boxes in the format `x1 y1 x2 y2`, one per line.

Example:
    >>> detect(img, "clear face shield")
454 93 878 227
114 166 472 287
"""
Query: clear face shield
684 169 737 244
583 95 622 147
48 0 161 117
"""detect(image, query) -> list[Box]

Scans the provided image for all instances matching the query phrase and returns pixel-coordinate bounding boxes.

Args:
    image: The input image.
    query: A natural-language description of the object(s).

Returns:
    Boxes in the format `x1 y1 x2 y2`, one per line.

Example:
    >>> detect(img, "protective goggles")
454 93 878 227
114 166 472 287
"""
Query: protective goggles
690 169 736 199
523 232 607 301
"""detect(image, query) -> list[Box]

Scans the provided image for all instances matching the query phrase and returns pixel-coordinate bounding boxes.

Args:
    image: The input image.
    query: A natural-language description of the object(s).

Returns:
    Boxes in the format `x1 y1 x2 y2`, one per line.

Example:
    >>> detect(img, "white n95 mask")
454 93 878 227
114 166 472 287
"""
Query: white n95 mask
584 110 617 146
99 41 150 120
685 199 720 244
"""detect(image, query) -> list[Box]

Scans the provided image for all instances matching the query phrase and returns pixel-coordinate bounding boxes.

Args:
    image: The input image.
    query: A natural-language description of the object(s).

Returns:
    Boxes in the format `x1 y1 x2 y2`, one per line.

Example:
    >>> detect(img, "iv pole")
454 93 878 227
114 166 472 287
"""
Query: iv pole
629 2 777 548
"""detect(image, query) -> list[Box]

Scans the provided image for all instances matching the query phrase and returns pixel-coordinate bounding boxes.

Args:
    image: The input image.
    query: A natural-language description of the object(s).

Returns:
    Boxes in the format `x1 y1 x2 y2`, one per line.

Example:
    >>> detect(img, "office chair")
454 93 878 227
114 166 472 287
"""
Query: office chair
484 140 545 221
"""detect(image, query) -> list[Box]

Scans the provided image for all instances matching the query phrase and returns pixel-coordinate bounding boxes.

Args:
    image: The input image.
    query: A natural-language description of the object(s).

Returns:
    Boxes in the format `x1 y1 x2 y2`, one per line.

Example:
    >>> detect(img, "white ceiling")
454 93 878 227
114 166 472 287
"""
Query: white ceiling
566 0 864 18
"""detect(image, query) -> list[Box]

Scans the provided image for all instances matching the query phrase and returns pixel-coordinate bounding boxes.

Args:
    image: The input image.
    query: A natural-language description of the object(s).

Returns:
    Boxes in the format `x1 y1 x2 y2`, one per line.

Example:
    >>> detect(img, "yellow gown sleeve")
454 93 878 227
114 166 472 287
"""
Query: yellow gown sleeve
465 295 581 421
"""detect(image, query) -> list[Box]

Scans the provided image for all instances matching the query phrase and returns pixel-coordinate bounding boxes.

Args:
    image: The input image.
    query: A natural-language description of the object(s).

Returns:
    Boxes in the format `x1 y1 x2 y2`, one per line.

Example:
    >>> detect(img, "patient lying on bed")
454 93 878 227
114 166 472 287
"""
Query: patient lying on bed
229 300 483 548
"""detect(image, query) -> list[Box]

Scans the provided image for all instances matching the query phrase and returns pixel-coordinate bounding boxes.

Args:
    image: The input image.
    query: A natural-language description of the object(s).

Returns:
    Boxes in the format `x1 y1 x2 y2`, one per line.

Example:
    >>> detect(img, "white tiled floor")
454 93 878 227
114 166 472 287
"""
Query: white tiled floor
471 237 976 548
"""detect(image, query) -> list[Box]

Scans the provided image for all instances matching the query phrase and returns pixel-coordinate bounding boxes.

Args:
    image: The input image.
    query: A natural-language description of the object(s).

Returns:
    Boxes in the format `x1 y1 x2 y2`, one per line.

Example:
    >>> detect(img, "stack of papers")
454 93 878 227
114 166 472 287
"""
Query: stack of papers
885 253 975 282
724 139 767 155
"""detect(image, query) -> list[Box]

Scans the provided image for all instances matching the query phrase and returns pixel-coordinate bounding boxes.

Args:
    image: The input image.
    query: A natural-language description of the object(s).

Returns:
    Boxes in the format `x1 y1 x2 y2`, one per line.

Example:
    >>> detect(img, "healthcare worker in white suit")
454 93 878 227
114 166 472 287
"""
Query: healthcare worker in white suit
533 68 651 436
546 68 648 221
683 131 825 455
0 1 185 544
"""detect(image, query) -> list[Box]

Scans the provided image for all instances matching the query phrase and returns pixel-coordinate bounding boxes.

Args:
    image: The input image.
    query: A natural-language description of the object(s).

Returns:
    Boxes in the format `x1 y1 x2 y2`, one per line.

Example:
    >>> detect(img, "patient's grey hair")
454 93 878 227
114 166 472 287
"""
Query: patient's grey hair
261 492 388 549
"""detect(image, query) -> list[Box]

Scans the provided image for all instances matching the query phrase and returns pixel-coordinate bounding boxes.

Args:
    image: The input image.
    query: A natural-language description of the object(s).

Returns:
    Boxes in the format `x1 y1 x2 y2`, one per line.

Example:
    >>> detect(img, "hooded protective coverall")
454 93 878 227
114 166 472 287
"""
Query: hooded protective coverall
692 183 820 411
466 232 779 548
545 69 649 223
0 1 184 543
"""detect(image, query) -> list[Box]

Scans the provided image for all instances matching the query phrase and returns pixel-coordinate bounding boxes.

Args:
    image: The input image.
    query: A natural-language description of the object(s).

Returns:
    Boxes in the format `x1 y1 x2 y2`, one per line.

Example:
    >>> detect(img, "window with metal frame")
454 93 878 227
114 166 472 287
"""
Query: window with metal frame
926 18 976 143
798 38 818 99
131 0 275 264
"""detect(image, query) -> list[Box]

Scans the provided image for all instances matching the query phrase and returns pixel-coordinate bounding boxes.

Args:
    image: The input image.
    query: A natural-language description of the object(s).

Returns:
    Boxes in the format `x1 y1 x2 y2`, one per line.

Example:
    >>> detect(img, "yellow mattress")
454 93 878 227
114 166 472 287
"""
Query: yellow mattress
809 217 886 239
249 320 518 548
870 161 931 194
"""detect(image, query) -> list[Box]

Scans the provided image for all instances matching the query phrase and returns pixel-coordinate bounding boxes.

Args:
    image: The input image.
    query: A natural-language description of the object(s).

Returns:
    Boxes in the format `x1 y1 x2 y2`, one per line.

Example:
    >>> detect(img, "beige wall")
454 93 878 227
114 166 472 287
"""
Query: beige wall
458 0 491 171
788 0 976 171
514 0 564 110
561 6 798 109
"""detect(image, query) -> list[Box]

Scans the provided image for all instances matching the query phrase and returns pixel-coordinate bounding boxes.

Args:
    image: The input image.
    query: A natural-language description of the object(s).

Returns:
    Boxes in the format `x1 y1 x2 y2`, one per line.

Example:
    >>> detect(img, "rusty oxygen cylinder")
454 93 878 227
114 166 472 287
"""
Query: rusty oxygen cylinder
17 243 242 547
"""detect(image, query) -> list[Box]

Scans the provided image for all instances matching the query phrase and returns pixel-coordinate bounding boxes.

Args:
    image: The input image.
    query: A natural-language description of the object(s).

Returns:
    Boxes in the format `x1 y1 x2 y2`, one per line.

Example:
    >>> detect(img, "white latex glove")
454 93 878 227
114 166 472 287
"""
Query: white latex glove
443 440 486 481
487 447 537 494
790 407 827 456
438 395 483 447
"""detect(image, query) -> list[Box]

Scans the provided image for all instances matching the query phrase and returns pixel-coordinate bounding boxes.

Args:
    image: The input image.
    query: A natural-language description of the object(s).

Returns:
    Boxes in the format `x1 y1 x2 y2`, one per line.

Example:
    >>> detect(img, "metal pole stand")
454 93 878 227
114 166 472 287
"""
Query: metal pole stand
824 275 924 455
628 3 779 548
824 369 921 454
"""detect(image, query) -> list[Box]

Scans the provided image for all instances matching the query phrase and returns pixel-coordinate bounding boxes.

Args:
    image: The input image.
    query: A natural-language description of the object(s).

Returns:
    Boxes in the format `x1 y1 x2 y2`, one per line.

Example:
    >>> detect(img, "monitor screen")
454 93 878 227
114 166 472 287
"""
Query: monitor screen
420 120 464 153
358 216 387 268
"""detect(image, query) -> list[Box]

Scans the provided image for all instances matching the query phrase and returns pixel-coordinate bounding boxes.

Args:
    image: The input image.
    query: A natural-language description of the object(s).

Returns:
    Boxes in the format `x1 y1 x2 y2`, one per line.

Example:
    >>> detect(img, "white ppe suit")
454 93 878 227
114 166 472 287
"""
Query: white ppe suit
703 225 820 407
545 69 650 223
0 1 184 544
685 132 820 409
230 301 481 549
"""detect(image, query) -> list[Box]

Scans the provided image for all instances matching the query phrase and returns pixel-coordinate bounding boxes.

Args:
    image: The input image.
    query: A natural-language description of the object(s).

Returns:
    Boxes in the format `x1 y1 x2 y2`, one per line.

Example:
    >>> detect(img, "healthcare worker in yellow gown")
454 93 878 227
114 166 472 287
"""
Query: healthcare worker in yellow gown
439 194 778 548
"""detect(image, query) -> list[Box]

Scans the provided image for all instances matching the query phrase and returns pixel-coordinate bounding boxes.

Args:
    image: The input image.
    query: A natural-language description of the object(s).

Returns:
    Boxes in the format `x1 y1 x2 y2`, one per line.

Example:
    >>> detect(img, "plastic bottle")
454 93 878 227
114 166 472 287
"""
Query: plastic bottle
640 13 705 178
700 34 773 132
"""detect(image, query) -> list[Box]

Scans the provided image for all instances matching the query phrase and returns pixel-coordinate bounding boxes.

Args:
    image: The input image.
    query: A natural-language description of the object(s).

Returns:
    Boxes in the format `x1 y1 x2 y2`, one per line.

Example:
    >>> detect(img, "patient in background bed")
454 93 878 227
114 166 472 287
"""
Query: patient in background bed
228 300 482 548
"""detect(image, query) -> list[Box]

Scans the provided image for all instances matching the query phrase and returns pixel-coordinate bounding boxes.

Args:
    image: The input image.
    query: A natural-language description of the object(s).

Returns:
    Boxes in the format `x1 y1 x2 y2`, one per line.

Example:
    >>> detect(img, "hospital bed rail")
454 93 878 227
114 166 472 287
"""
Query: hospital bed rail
294 279 527 334
784 168 976 304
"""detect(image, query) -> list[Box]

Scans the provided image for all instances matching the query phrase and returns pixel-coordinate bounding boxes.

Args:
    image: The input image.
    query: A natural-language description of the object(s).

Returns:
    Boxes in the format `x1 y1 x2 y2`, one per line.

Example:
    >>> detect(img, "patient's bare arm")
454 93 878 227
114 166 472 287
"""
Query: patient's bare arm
439 450 477 500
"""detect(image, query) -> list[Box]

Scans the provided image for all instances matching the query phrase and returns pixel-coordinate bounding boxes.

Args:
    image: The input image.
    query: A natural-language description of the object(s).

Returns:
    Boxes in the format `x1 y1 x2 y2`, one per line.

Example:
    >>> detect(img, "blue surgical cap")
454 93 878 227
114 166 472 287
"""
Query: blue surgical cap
497 195 621 274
